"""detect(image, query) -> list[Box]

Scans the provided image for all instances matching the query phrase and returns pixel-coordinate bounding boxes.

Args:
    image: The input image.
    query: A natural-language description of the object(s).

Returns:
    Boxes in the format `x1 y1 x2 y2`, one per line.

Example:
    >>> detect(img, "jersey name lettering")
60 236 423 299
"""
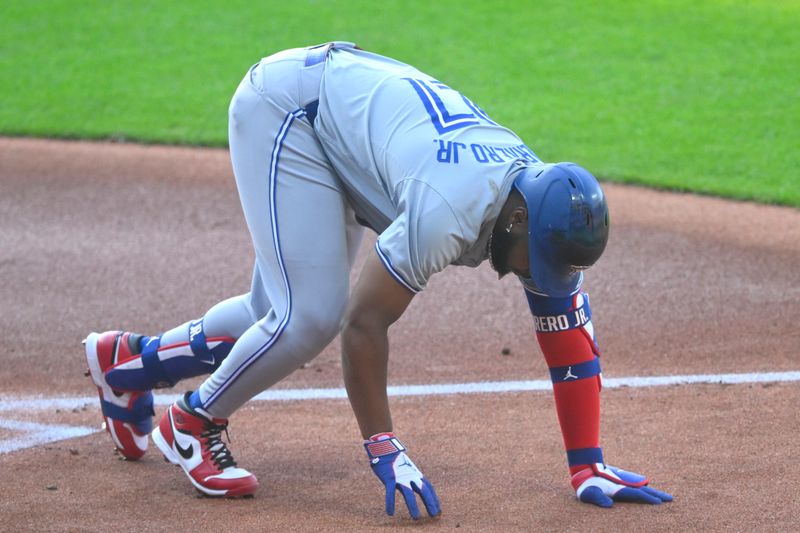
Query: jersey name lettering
533 308 590 332
435 140 539 165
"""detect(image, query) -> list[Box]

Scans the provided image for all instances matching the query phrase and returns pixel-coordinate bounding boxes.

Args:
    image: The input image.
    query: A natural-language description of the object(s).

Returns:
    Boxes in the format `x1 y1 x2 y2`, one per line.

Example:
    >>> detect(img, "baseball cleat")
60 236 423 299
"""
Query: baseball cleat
84 331 154 460
151 392 258 498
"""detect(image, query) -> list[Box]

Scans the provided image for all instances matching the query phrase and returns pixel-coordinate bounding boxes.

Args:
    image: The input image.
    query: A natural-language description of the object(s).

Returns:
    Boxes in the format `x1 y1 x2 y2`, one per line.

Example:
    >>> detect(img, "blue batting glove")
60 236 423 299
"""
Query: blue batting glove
571 463 673 508
364 433 441 519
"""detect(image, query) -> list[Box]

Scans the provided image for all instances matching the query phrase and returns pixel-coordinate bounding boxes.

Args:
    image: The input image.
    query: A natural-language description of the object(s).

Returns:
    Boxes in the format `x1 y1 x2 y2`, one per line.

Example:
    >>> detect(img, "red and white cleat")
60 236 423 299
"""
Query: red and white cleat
84 331 154 460
151 392 258 498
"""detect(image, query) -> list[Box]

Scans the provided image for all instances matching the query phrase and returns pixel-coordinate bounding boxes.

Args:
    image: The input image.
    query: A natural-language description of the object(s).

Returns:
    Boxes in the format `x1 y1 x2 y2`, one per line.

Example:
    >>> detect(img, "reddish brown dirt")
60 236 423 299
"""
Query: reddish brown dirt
1 137 799 532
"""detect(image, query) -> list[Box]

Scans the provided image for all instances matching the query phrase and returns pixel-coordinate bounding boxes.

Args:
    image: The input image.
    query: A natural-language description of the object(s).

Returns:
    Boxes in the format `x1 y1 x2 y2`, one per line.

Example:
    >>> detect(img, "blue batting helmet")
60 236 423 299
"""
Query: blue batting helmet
513 162 610 297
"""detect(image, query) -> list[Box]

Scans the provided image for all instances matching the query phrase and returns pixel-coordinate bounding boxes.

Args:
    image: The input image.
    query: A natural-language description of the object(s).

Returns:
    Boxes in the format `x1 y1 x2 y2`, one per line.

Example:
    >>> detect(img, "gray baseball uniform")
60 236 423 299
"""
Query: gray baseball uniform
156 43 542 417
315 47 541 291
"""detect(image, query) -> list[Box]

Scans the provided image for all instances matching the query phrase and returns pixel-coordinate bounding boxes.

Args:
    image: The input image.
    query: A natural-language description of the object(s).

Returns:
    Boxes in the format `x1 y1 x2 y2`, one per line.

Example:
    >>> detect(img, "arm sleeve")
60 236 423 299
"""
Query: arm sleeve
525 284 605 470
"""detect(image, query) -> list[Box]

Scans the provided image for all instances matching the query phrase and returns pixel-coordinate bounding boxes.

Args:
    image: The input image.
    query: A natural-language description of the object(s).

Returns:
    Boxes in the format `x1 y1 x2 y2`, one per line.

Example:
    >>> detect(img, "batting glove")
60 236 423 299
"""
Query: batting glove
572 463 672 507
364 433 441 519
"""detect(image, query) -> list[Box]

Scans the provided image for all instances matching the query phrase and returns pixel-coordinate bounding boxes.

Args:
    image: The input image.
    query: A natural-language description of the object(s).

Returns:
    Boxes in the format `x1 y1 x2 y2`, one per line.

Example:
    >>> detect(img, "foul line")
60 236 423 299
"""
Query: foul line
2 370 799 413
0 419 97 454
1 371 798 454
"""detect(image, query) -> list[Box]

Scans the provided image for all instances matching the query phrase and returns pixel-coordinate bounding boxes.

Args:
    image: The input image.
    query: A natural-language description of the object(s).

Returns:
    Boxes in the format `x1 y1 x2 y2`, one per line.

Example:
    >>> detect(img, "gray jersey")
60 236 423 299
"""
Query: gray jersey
314 48 542 292
120 44 552 430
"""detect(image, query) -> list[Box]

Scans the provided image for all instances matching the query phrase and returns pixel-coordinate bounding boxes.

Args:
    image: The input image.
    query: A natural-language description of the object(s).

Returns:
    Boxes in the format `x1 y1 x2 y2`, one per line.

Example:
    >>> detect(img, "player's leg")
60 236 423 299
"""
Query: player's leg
151 49 363 496
81 61 302 462
97 291 257 390
85 270 270 462
83 280 264 460
192 54 364 418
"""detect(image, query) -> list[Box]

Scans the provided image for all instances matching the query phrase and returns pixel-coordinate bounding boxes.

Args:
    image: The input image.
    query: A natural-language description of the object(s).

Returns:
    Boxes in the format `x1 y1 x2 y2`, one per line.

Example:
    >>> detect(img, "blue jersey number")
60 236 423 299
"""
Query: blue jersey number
404 78 497 134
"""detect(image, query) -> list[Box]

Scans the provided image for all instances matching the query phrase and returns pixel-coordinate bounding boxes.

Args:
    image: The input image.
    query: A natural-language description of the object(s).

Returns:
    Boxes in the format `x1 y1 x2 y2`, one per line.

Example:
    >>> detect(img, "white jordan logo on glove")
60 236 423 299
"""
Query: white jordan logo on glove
392 452 425 487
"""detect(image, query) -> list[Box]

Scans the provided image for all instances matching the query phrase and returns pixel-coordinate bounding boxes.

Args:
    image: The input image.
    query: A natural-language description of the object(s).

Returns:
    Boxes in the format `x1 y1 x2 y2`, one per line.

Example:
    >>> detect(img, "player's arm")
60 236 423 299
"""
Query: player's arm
341 249 441 519
525 286 672 507
341 248 413 438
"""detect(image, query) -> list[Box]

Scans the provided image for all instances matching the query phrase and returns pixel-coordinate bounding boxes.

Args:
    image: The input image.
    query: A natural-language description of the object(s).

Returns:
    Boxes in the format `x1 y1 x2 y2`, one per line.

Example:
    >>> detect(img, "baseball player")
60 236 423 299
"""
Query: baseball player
84 42 671 515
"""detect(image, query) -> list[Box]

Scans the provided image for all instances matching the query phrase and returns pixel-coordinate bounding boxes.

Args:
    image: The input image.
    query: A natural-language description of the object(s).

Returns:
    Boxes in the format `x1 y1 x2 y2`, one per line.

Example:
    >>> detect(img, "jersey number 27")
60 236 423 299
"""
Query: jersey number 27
404 78 497 134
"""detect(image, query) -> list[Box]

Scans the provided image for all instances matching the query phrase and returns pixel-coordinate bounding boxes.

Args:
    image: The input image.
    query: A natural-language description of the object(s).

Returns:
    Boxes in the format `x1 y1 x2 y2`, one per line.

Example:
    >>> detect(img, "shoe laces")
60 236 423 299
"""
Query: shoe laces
200 421 237 470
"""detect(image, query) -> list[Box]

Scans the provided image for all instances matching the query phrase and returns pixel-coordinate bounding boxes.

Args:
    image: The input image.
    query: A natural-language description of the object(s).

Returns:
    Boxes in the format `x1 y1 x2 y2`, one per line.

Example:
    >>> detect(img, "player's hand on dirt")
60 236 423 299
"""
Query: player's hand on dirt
364 433 441 519
571 463 672 508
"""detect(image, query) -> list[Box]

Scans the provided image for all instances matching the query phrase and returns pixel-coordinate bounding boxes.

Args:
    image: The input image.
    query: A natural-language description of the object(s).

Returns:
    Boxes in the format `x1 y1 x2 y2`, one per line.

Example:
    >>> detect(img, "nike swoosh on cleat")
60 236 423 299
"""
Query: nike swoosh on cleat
174 437 194 460
168 409 194 460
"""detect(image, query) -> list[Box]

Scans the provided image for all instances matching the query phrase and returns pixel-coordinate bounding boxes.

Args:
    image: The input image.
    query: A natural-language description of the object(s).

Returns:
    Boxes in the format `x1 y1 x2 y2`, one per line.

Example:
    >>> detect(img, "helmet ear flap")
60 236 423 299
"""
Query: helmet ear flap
514 163 609 296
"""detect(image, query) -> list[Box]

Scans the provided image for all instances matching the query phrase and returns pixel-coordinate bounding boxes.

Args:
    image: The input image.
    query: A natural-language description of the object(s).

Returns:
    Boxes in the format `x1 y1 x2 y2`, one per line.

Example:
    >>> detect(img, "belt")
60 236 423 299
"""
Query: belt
305 43 334 68
303 44 333 124
302 42 359 124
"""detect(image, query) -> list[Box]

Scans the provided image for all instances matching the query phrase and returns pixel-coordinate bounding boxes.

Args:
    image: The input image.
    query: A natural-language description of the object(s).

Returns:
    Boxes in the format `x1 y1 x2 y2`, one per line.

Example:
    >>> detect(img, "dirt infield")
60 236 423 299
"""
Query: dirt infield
1 137 798 532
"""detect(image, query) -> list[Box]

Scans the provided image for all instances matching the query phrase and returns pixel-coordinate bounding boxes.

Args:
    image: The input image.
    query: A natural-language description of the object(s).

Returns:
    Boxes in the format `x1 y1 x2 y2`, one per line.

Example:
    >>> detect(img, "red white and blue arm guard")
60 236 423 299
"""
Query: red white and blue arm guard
525 288 602 388
525 288 672 507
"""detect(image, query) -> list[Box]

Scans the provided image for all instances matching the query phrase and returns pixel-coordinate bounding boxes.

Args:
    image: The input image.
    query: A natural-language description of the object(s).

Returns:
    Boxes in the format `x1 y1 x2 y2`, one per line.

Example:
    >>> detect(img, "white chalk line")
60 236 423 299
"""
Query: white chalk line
1 370 798 454
0 419 97 454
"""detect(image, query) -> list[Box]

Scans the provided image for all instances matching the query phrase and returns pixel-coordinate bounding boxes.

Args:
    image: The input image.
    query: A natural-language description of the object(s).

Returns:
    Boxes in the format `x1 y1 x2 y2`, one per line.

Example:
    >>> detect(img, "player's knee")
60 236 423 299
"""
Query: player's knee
290 303 345 353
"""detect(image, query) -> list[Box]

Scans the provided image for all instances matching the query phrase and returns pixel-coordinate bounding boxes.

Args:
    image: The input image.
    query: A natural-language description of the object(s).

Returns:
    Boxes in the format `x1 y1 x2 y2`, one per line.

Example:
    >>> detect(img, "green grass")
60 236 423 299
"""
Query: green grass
1 0 798 206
